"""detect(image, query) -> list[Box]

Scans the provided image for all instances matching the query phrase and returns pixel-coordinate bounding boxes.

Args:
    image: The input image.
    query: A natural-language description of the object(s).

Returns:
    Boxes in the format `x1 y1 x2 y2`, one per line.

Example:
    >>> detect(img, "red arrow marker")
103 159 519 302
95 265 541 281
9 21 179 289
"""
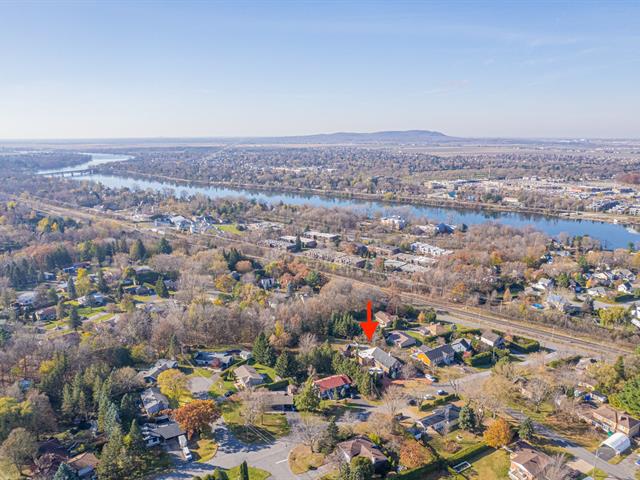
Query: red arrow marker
360 300 379 342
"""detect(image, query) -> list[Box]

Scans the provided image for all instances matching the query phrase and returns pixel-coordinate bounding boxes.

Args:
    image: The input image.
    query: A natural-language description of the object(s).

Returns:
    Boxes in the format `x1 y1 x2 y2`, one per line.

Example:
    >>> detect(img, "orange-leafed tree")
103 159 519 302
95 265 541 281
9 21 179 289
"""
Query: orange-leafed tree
172 400 220 439
483 417 513 448
399 439 431 469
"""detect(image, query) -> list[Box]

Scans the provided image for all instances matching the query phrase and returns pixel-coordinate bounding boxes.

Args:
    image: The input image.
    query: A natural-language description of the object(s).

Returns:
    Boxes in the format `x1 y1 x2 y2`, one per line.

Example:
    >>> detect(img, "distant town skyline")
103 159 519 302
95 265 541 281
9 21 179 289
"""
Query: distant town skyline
1 1 639 140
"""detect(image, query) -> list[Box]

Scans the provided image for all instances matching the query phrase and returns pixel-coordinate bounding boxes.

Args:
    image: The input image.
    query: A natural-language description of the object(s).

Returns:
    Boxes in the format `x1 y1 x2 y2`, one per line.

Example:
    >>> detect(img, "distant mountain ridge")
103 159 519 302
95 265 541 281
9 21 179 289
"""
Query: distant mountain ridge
255 129 452 144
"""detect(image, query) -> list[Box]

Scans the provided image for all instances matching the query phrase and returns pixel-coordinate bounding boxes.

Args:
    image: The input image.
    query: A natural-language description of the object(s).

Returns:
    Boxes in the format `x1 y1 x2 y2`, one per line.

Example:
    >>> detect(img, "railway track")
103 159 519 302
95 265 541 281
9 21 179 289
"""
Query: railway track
18 195 633 358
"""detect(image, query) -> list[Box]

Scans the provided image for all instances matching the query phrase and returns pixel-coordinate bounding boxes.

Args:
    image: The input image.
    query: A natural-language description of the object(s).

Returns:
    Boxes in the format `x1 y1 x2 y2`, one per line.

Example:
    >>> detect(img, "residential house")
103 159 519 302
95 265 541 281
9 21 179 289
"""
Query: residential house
587 286 608 297
410 242 452 257
451 338 472 355
141 387 170 415
417 405 461 433
374 311 398 328
234 365 265 388
546 293 570 312
386 330 416 348
67 452 99 479
618 282 633 294
141 420 186 447
423 322 448 336
533 278 554 291
338 436 388 472
480 331 505 349
35 306 57 322
313 374 352 400
194 351 233 369
381 215 407 230
138 359 178 384
77 292 106 307
414 344 456 367
590 405 640 437
508 445 552 480
305 231 341 243
358 347 401 378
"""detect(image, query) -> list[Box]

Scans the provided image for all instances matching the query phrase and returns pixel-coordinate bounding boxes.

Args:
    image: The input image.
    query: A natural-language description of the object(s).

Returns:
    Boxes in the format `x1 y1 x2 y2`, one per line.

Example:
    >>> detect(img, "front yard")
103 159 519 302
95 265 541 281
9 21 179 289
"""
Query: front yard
289 444 325 474
222 400 290 443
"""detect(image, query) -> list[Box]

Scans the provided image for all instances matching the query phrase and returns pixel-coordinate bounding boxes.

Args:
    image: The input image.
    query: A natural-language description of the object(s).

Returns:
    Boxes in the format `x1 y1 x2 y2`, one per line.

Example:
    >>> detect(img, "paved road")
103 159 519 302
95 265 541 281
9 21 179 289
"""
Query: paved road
507 409 636 479
154 414 333 480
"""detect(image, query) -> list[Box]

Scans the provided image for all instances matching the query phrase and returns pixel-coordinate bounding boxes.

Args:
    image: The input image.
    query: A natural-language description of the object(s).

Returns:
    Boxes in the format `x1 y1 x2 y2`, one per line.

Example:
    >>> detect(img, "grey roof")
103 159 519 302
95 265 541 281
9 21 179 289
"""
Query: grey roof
142 420 185 440
420 344 455 363
371 347 401 370
141 387 169 413
418 405 461 429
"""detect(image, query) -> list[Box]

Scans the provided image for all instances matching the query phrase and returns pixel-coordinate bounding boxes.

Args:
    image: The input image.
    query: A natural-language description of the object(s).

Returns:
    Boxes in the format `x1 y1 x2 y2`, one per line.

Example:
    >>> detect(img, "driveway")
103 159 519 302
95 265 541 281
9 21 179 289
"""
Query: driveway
188 373 218 399
154 413 333 480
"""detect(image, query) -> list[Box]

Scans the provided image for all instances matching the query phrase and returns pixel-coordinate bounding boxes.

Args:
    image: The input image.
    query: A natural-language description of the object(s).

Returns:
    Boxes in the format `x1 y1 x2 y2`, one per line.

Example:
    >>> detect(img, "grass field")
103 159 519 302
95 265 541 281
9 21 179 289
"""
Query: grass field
466 449 510 479
218 224 243 235
222 400 289 443
193 435 218 463
289 445 325 474
226 465 271 479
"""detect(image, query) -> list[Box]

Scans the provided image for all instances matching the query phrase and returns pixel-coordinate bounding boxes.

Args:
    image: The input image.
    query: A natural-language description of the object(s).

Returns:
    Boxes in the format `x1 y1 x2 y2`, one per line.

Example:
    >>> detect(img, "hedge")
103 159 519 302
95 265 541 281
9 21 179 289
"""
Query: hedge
465 351 493 366
446 442 490 466
420 394 459 411
509 336 540 353
396 459 444 478
258 378 290 391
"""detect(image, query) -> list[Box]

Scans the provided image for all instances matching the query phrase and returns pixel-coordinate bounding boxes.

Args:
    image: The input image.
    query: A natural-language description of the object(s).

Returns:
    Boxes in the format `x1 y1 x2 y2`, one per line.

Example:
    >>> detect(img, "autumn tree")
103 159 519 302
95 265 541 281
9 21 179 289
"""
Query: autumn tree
399 439 431 469
172 400 220 439
0 428 37 474
157 369 188 401
483 417 512 448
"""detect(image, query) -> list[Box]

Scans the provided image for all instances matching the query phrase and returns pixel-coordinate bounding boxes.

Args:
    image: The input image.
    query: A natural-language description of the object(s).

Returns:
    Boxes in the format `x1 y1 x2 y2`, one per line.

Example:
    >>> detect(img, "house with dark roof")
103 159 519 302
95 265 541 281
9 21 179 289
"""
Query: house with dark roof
414 344 456 367
194 351 233 369
358 347 402 378
417 405 461 433
386 330 416 348
338 436 387 471
35 306 57 322
590 405 640 437
141 420 186 447
451 338 472 354
313 374 352 400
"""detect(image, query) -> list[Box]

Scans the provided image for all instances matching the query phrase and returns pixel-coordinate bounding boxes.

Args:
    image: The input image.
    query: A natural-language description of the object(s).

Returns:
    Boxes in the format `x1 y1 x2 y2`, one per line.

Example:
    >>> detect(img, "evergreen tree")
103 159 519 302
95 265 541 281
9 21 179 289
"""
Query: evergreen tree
274 351 296 378
349 456 374 480
124 420 145 456
129 239 147 261
96 269 108 293
155 277 169 298
61 384 75 419
212 468 228 480
55 301 66 321
459 403 477 431
614 355 625 381
104 401 120 436
53 462 80 480
253 332 275 366
519 417 535 441
157 237 172 254
96 425 124 480
295 234 302 252
294 377 320 412
319 417 339 453
238 461 249 480
67 277 76 299
67 306 81 331
120 393 138 427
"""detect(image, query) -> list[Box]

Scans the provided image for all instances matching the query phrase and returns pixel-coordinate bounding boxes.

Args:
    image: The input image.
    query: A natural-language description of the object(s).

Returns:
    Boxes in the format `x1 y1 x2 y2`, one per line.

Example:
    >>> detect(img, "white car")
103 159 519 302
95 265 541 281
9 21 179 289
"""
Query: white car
425 374 437 382
182 447 192 461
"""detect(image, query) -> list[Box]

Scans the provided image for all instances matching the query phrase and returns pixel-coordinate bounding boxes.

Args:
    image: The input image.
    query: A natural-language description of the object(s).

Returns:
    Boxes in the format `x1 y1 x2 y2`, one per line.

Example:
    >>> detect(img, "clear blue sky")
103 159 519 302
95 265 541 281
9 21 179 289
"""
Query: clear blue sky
1 1 639 139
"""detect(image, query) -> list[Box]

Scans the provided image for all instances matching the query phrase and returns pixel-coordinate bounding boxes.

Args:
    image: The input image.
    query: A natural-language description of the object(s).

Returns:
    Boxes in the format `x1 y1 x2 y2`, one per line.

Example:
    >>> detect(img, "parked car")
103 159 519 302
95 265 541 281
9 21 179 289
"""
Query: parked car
423 394 435 400
425 374 438 382
224 390 234 397
436 389 448 396
182 447 192 461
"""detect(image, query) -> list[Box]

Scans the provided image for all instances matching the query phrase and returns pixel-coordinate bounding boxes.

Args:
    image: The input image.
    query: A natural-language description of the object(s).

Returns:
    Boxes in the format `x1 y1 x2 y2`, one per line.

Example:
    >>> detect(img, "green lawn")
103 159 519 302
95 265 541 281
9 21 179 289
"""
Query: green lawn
252 363 277 383
226 465 271 479
222 400 289 443
193 435 218 463
218 224 243 235
77 305 106 316
428 430 483 459
466 449 510 479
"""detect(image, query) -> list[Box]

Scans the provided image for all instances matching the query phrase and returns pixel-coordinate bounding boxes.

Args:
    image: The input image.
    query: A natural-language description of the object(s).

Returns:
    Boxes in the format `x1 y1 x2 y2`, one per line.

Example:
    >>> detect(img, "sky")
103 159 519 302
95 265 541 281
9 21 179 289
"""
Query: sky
1 1 639 139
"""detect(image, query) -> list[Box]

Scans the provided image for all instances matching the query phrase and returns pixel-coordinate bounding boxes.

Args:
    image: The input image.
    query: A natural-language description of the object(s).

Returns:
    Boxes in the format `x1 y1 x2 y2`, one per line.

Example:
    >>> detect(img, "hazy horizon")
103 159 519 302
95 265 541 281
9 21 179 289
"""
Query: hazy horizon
2 1 639 140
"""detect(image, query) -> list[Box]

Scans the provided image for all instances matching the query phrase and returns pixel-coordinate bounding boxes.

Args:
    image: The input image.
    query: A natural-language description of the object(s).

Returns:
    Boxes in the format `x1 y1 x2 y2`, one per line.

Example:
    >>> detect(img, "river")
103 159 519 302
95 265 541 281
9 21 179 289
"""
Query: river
46 153 640 250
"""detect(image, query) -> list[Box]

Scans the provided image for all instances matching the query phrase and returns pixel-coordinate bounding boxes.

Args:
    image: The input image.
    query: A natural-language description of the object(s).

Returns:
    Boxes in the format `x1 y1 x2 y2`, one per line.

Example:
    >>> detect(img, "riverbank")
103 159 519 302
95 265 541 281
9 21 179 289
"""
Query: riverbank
98 166 640 230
